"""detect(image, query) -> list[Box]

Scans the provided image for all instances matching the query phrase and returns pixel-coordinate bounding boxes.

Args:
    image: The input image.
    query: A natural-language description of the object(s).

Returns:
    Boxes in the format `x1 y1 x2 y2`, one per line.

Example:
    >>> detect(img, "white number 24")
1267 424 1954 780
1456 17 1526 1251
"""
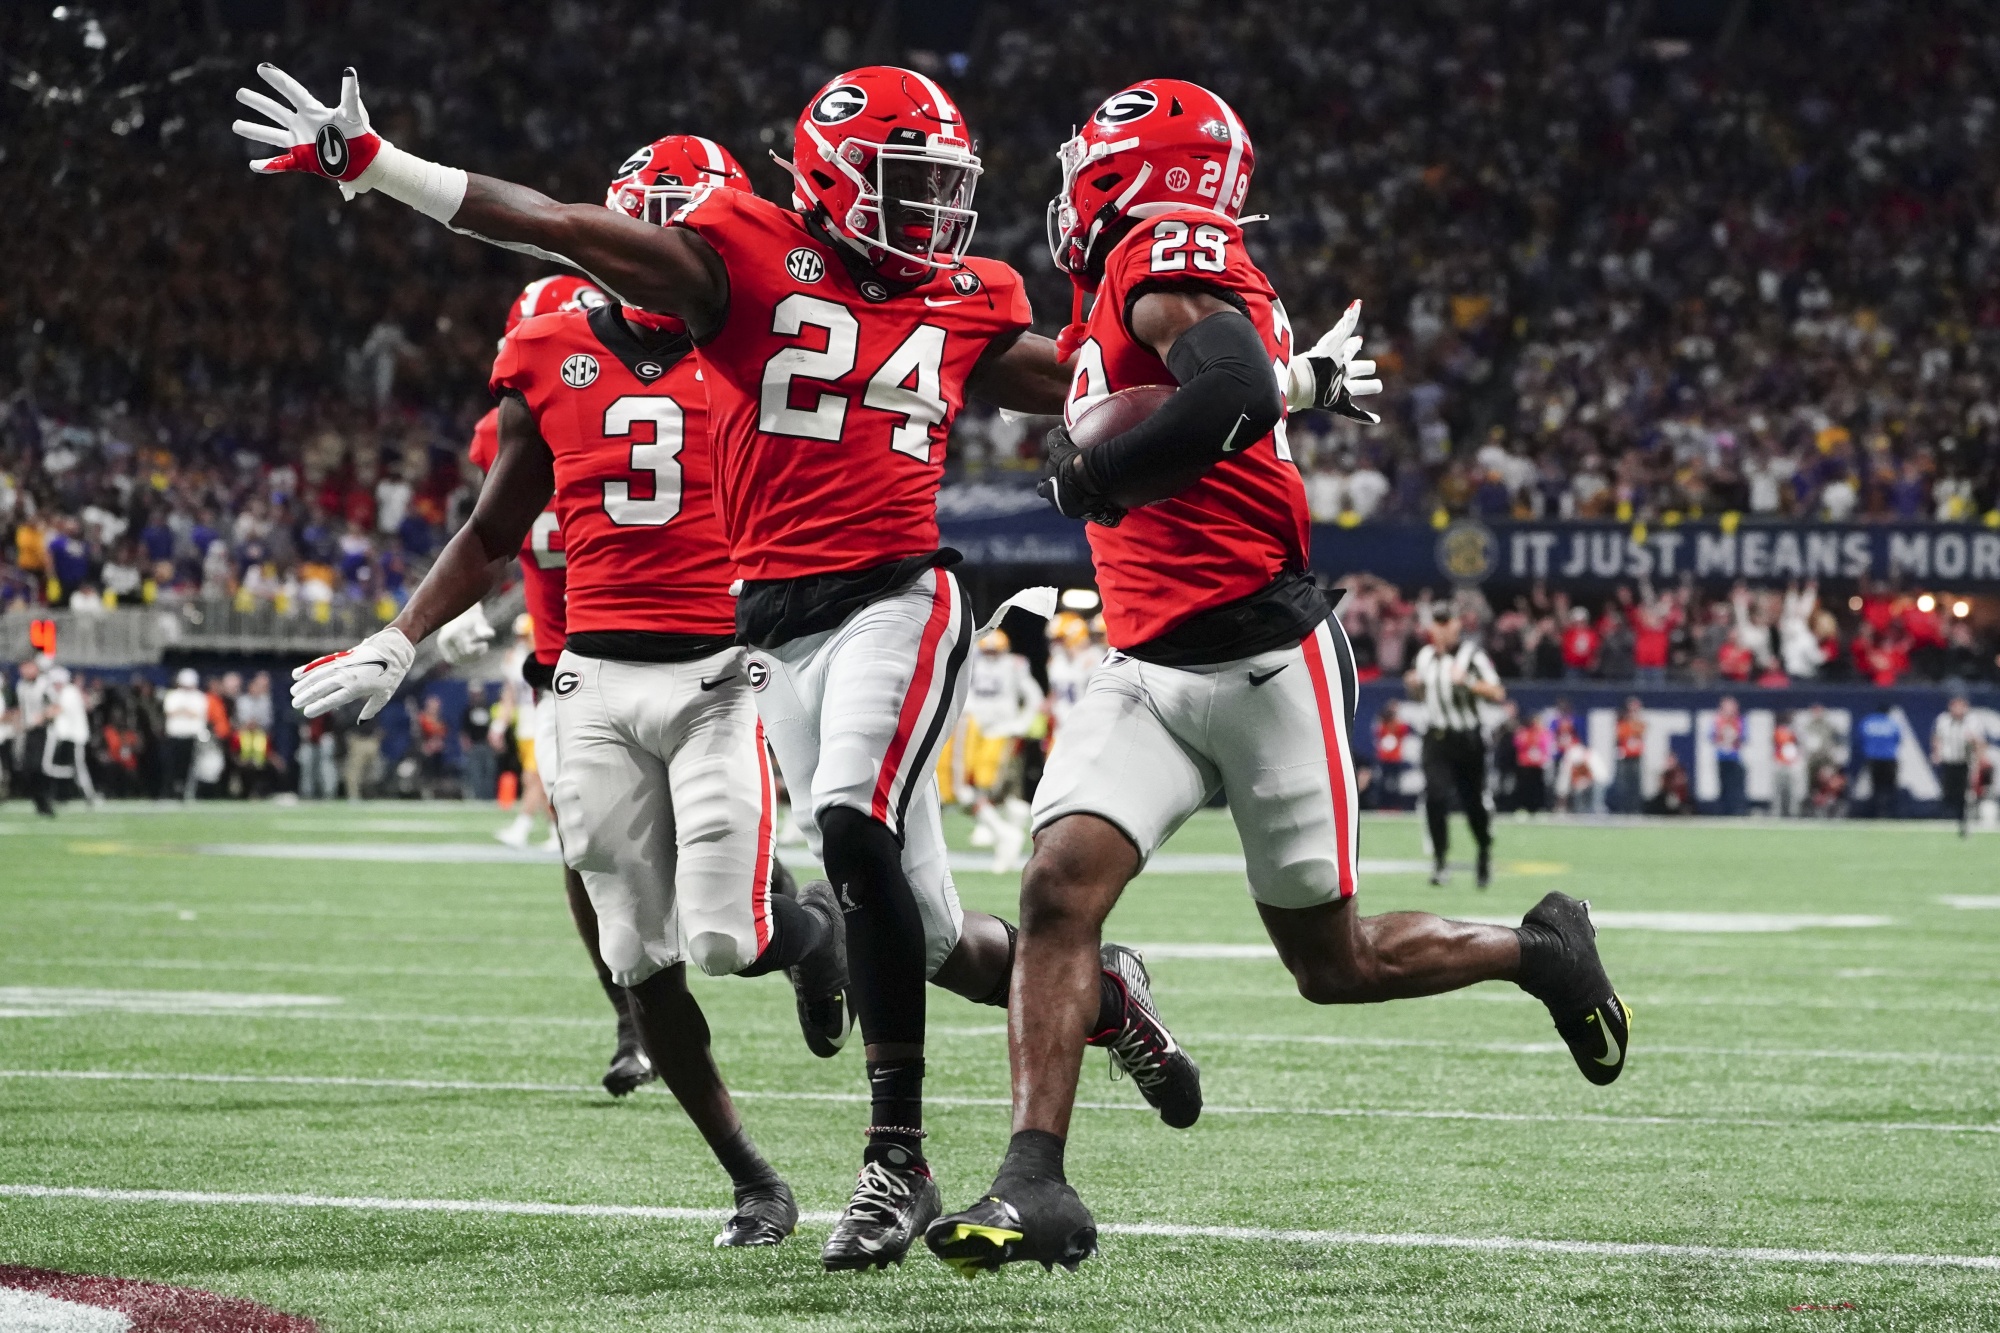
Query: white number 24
760 294 948 461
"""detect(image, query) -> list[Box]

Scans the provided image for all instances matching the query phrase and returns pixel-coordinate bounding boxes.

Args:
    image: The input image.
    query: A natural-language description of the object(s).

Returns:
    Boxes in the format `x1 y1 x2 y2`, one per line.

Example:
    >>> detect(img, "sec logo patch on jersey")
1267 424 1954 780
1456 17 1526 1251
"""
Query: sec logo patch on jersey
560 353 600 388
785 247 826 283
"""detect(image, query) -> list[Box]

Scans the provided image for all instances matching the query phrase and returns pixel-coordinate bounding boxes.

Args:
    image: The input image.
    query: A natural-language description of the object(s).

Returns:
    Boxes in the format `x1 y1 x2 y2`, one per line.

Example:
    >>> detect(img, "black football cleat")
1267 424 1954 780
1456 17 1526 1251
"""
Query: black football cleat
602 1041 655 1098
926 1175 1098 1277
821 1142 940 1271
714 1179 798 1248
1091 944 1201 1129
1517 892 1631 1086
784 879 853 1059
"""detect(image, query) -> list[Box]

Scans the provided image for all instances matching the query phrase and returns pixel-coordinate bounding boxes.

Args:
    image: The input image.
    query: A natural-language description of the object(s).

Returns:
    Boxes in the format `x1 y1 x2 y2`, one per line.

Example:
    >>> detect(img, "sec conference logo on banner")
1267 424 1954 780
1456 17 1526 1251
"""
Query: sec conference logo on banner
1436 519 1497 583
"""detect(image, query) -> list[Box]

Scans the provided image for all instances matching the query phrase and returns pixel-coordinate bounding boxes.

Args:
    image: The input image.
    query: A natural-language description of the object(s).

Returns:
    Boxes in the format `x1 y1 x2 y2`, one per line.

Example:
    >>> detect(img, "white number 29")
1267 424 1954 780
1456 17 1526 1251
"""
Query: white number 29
1148 219 1228 274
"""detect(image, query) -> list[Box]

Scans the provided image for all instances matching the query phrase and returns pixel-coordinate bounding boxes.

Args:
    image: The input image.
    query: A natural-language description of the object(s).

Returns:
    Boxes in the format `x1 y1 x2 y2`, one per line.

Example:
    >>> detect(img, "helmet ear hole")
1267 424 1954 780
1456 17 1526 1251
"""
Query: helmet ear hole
810 169 837 191
1089 172 1121 191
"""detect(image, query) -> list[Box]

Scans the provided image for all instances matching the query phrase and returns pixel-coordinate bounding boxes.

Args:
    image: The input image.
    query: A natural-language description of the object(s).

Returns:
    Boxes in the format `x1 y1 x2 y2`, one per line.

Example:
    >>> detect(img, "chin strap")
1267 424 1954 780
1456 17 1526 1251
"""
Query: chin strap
1054 283 1091 363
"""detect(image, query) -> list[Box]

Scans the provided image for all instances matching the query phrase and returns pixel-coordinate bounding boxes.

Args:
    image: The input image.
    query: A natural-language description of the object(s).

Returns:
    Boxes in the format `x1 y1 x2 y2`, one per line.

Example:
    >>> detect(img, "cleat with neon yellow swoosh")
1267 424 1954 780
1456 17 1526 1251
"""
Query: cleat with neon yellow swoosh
925 1179 1096 1275
1517 892 1632 1086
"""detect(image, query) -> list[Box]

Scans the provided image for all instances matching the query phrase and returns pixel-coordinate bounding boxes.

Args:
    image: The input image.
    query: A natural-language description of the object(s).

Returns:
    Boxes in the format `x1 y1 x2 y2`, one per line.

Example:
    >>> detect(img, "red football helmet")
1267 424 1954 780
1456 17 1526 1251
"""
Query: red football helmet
503 275 605 336
605 133 752 225
787 65 981 282
1047 79 1256 288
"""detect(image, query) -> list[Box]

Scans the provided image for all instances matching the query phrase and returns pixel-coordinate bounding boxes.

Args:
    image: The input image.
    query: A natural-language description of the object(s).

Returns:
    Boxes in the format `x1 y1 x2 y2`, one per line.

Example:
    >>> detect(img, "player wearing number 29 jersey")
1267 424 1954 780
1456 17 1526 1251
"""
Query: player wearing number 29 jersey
1062 210 1306 651
929 80 1630 1280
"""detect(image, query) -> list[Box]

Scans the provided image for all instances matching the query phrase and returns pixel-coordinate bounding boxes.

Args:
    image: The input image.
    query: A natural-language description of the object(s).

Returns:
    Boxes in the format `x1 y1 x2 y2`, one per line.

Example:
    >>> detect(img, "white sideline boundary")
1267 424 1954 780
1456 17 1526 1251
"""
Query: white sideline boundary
2 1184 1995 1273
2 1069 1994 1136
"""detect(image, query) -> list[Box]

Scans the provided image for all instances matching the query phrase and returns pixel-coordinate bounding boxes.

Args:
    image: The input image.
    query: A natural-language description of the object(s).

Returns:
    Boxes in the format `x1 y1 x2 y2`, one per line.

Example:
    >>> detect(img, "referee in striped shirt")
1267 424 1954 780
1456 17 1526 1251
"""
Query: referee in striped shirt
1932 694 1983 838
1406 607 1507 887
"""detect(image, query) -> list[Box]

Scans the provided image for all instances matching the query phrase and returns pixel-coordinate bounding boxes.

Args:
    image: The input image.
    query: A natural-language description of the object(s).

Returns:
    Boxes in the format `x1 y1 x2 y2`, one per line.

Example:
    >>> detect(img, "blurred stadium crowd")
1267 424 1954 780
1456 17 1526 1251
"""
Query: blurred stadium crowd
6 0 2000 616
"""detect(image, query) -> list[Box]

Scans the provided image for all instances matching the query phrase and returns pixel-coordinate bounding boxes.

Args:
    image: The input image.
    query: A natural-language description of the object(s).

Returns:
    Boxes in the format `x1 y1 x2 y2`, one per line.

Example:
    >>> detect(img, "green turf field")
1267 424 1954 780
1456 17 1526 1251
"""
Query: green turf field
1 801 1996 1331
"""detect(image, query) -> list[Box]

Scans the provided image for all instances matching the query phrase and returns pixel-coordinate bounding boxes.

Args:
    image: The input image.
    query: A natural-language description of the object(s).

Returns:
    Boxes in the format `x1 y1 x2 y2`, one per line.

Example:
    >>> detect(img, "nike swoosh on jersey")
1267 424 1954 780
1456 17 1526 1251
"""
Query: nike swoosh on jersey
1248 665 1289 686
923 297 963 307
699 674 740 691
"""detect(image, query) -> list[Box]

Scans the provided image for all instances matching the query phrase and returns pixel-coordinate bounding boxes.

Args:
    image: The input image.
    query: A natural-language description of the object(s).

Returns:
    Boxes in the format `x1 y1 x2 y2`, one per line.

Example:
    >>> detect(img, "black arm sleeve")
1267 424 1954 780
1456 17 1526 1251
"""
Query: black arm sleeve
1075 309 1283 510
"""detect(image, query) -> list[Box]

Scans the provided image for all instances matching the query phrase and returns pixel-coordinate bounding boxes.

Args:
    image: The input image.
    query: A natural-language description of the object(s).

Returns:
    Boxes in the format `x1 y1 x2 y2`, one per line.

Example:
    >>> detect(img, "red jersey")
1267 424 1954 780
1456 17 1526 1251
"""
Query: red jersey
1616 716 1645 760
669 187 1032 579
489 306 736 639
469 407 567 665
1061 210 1306 649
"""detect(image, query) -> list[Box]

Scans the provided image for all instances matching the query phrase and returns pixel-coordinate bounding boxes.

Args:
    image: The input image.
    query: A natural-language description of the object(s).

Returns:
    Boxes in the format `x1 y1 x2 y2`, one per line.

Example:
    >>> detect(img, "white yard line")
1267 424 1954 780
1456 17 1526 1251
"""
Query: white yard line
1 1069 1992 1136
1 1184 1994 1273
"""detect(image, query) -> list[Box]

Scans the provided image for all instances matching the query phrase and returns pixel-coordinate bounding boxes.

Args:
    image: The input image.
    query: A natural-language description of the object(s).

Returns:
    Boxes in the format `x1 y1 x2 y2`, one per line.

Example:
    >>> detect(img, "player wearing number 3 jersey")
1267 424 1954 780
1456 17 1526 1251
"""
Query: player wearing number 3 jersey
289 137 854 1252
235 61 1197 1272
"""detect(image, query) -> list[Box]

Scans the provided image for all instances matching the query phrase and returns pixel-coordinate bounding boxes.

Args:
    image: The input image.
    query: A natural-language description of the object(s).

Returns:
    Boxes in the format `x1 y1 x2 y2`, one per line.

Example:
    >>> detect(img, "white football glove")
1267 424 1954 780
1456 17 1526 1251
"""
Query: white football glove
290 627 415 720
435 603 497 665
1285 299 1384 423
232 64 384 199
232 64 468 220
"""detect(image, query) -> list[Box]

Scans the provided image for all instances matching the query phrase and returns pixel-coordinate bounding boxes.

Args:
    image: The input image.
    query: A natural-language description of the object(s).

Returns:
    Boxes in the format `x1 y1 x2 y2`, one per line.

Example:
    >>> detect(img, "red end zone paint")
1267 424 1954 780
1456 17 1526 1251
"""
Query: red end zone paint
0 1267 317 1332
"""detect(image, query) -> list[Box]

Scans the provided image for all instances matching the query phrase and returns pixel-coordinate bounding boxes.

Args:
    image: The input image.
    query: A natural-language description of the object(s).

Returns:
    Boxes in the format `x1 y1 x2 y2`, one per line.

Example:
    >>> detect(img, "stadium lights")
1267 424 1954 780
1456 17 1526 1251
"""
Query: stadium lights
1060 588 1102 612
1953 599 1972 618
1918 594 1937 613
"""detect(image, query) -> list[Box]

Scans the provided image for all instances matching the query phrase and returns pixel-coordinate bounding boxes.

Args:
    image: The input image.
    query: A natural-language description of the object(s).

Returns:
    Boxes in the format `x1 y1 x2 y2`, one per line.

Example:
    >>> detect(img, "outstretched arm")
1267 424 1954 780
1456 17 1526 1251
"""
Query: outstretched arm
232 64 726 327
393 396 554 646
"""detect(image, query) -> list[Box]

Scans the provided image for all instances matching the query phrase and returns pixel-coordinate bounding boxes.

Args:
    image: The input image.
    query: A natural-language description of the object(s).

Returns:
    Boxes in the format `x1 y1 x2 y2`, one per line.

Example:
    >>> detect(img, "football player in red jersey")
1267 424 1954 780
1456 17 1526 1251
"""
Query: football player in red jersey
926 81 1633 1275
441 274 662 1103
290 138 856 1249
237 62 1195 1270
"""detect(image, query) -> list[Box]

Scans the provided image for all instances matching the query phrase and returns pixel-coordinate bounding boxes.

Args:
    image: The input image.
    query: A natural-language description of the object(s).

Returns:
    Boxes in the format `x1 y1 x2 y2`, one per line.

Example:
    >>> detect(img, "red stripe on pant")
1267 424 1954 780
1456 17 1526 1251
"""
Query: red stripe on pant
1299 627 1358 898
750 719 775 953
870 573 953 826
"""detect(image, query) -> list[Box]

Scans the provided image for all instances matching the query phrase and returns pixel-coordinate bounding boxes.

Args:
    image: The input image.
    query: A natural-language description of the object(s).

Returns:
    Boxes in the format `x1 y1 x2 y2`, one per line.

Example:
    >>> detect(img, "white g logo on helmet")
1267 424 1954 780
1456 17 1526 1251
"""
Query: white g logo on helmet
1093 89 1158 126
810 86 868 125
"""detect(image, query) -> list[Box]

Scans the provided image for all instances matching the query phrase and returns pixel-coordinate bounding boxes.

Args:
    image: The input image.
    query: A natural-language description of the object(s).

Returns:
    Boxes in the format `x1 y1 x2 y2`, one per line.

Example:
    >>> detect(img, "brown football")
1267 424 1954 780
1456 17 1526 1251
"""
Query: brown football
1066 384 1177 448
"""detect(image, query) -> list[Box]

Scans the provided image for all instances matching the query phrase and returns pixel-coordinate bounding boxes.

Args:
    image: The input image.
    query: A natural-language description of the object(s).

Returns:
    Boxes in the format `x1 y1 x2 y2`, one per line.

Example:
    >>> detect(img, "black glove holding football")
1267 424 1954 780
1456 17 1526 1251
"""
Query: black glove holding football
1038 424 1125 527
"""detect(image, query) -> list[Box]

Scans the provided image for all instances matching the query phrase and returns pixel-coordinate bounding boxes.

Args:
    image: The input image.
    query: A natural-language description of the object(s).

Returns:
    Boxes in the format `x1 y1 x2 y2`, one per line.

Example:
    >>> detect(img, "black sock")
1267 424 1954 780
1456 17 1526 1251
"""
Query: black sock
736 892 829 977
865 1057 925 1161
713 1126 782 1193
1514 923 1560 999
604 977 639 1045
997 1129 1066 1186
821 806 926 1047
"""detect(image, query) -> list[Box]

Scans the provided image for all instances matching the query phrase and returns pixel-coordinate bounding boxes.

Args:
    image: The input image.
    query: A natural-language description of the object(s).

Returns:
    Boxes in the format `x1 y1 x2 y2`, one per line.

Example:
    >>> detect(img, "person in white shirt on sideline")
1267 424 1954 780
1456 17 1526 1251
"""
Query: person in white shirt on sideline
40 666 100 808
162 668 211 804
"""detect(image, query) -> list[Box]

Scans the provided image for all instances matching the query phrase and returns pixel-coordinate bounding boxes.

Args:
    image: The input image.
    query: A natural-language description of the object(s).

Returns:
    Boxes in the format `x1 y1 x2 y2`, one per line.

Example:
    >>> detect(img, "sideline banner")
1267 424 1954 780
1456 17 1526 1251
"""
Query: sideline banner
1349 681 1999 817
935 488 2000 586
